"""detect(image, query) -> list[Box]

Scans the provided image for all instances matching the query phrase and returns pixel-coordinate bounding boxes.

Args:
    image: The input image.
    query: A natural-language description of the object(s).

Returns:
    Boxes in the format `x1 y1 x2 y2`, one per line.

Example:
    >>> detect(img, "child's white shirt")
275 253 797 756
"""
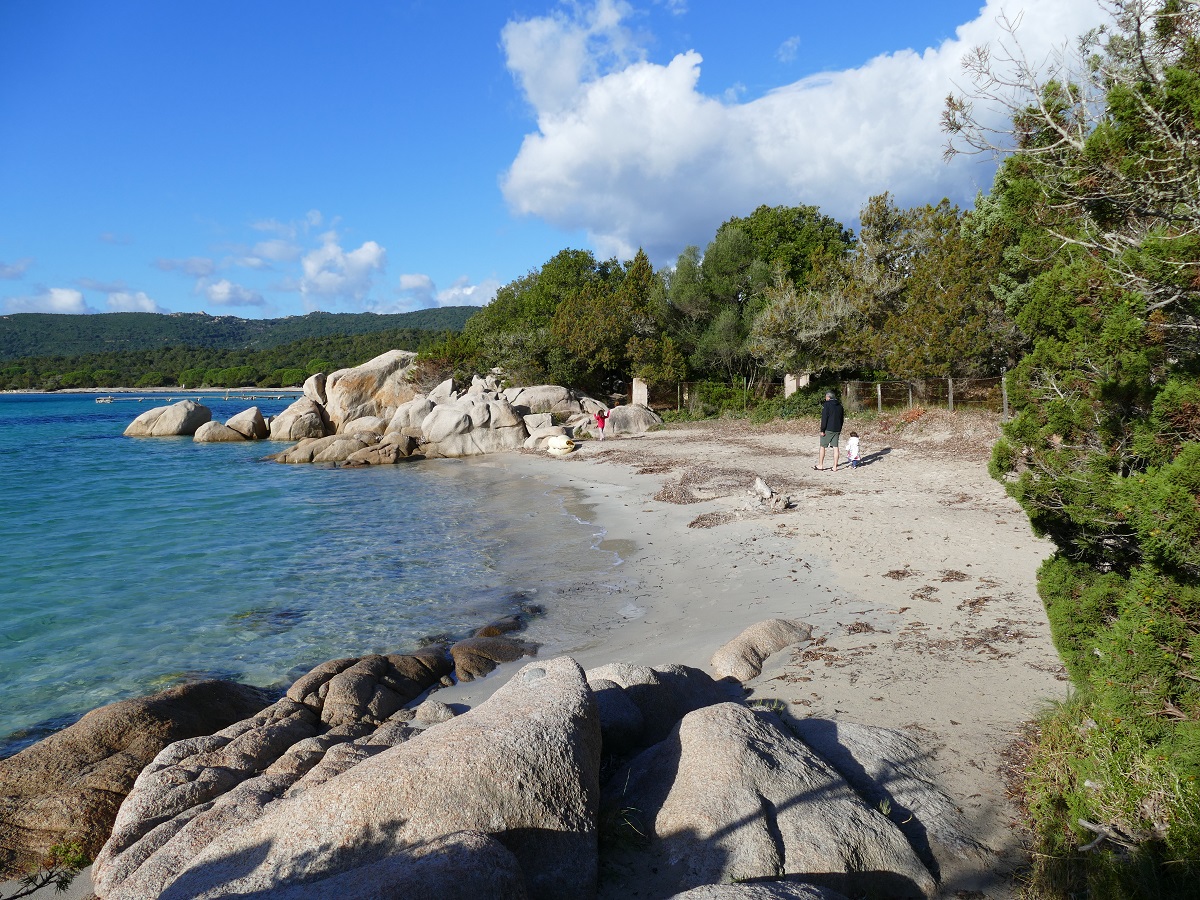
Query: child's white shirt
846 437 860 459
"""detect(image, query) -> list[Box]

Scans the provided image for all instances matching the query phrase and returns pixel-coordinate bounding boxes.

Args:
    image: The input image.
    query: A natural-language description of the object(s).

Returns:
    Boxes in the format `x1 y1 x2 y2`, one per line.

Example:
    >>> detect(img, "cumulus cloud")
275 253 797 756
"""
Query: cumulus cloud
4 287 93 314
225 238 303 270
390 273 500 310
155 256 216 278
0 258 33 280
106 291 167 313
299 232 387 306
501 0 642 117
501 0 1109 262
201 279 265 307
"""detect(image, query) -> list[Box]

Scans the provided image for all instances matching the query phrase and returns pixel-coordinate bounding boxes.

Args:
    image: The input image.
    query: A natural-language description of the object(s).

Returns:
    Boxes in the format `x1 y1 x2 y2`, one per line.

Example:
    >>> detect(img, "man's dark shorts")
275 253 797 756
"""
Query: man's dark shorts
820 431 840 448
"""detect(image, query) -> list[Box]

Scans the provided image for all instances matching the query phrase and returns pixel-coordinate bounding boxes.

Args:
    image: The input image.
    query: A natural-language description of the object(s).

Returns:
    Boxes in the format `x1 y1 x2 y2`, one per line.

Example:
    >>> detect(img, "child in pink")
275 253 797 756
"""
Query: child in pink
593 409 609 440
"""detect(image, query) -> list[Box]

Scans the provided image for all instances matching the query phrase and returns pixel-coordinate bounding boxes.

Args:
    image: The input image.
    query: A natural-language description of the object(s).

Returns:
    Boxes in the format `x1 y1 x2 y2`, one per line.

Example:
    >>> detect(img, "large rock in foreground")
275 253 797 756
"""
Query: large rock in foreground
0 680 271 878
92 650 453 899
122 657 600 900
789 719 992 885
602 702 936 899
123 400 212 437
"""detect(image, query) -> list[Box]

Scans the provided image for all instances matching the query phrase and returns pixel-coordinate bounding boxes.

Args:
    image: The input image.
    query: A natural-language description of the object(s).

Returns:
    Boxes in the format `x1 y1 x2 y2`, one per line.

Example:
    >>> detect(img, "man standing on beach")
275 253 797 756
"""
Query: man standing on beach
817 390 844 472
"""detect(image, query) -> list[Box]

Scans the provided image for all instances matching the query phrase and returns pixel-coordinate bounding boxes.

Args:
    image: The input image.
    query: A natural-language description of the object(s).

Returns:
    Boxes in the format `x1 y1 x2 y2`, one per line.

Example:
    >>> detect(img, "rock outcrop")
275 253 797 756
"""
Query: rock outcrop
72 619 988 900
123 400 212 437
789 719 992 884
192 421 247 443
449 635 538 682
92 649 453 899
224 406 268 439
268 397 331 441
667 883 847 900
302 372 327 406
386 396 436 433
421 396 529 458
98 657 601 900
503 385 587 415
0 680 271 877
324 350 419 430
602 702 936 898
710 619 813 683
586 663 739 749
606 403 663 435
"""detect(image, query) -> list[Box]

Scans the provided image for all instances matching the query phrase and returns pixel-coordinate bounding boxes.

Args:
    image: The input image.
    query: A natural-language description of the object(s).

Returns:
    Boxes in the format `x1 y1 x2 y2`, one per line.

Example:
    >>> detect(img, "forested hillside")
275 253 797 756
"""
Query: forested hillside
0 308 475 361
0 328 452 390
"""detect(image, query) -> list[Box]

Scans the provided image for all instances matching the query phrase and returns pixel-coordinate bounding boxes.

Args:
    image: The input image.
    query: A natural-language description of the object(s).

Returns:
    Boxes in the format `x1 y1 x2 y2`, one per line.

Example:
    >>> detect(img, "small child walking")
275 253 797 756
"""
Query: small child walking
846 431 861 470
593 408 609 440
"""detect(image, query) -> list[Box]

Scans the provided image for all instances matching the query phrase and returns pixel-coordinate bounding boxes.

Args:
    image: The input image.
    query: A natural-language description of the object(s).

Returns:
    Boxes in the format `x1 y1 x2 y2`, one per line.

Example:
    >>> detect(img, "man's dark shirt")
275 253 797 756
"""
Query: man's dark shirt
820 397 844 433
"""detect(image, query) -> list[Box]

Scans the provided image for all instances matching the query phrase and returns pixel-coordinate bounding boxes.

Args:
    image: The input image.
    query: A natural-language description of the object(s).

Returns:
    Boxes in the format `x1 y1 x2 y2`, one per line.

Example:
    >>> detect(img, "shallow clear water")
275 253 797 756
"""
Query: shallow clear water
0 392 613 756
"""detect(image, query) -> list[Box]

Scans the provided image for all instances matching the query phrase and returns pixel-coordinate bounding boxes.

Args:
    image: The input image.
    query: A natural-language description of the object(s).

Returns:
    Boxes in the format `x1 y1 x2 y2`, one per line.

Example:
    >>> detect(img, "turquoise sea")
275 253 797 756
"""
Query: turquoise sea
0 392 612 757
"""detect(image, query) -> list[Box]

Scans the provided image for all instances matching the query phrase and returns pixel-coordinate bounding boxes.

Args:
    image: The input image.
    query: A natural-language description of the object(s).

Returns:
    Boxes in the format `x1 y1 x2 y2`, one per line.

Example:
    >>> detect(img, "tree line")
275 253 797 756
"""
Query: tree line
0 328 452 391
0 308 476 362
419 198 1017 397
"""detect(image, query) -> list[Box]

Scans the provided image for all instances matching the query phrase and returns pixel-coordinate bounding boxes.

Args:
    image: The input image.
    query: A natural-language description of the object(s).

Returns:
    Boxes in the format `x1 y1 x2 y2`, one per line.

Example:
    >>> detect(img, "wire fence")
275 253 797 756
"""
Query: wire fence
629 374 1010 419
643 379 786 415
842 376 1007 414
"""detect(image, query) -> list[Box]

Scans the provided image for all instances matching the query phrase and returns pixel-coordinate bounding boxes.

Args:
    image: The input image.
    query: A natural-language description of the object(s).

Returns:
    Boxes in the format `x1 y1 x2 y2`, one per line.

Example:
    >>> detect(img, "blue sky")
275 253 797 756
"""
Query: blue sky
0 0 1107 319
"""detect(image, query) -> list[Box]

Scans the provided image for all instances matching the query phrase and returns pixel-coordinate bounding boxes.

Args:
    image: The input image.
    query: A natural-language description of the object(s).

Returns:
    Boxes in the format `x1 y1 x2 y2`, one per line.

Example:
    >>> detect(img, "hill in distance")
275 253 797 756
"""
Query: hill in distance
0 308 477 361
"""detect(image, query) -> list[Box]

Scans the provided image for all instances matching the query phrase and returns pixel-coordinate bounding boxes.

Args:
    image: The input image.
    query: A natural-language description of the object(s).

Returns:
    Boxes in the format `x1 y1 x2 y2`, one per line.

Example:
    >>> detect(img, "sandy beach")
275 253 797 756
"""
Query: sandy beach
441 408 1066 897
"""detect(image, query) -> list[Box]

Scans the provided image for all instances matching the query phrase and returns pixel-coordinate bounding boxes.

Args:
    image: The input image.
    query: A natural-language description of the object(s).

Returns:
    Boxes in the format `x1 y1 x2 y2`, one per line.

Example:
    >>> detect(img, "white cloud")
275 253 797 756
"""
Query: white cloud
106 291 166 313
155 256 216 278
381 273 499 311
225 238 303 271
501 0 1109 262
299 232 387 306
201 279 265 307
0 258 33 279
4 287 92 314
502 0 641 117
253 239 302 263
777 36 800 64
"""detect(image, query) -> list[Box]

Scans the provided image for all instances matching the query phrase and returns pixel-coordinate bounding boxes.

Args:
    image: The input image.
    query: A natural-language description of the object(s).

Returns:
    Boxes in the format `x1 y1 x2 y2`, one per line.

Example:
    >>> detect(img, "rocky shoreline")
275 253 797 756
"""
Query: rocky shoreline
121 349 662 463
3 607 976 900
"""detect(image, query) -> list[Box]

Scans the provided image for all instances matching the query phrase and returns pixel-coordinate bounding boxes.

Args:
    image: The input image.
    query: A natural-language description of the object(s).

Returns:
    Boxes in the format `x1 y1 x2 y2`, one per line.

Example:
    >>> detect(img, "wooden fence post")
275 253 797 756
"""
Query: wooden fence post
876 382 882 414
948 377 955 412
1001 368 1009 422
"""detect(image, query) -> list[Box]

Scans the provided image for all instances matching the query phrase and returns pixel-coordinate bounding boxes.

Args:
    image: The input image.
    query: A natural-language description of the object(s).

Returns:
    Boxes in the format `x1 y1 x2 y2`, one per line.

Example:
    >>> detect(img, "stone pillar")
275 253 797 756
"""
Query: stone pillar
632 377 649 408
783 374 798 398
